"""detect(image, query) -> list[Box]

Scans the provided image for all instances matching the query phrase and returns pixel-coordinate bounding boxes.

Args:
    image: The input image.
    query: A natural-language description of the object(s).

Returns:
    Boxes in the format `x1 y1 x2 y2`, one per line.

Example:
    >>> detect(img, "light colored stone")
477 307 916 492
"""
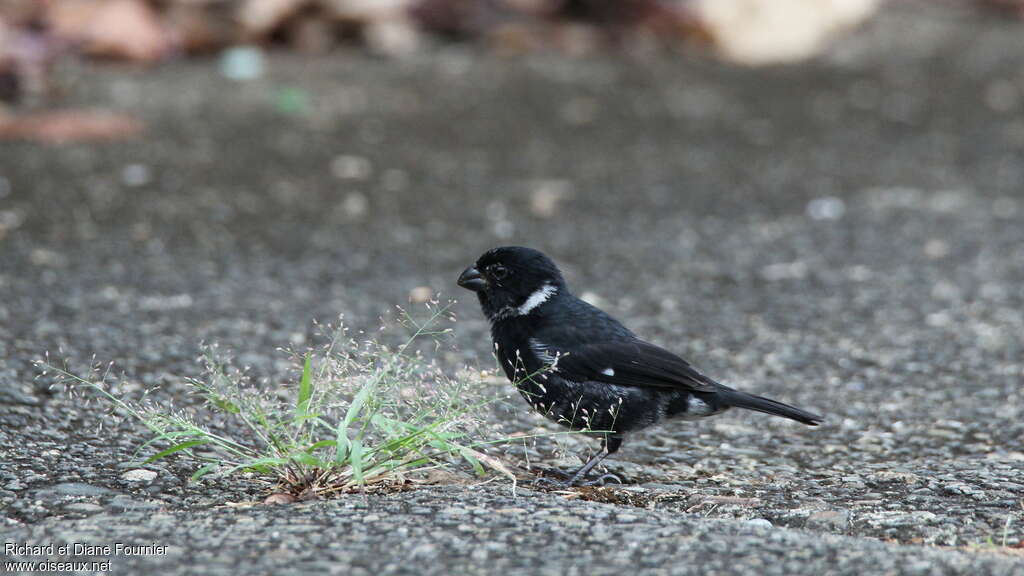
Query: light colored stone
121 469 158 483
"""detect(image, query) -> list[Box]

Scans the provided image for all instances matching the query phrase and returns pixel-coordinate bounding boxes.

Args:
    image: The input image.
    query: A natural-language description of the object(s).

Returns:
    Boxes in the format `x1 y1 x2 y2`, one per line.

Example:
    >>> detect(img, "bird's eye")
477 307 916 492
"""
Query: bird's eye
490 265 509 280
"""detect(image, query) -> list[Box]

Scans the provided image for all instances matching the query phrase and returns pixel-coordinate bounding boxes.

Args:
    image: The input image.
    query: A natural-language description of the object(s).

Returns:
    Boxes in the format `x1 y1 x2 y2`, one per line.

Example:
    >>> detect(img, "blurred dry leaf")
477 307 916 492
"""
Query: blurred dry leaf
500 0 561 17
0 0 46 26
411 0 493 37
489 22 541 55
287 13 336 53
694 0 879 65
263 492 296 504
0 70 18 104
50 0 171 63
0 17 62 102
0 110 144 143
0 20 20 103
325 0 414 23
48 0 103 39
0 17 10 61
1 0 888 64
325 0 421 56
239 0 308 37
166 2 235 54
363 17 420 56
981 0 1024 17
551 23 602 57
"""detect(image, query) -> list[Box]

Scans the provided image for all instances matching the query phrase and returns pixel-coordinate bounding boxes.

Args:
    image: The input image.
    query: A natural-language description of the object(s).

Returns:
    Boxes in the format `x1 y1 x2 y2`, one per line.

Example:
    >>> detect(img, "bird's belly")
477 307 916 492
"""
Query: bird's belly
515 377 663 433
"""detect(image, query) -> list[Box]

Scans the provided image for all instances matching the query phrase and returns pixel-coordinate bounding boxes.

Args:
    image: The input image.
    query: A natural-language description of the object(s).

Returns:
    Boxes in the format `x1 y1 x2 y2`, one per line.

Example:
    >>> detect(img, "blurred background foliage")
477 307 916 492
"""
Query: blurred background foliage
0 0 943 105
1 0 1021 141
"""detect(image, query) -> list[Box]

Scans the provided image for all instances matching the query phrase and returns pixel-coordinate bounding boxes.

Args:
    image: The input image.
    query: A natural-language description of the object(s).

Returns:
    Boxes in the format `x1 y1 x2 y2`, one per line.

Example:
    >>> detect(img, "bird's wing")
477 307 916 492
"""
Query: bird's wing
541 339 721 393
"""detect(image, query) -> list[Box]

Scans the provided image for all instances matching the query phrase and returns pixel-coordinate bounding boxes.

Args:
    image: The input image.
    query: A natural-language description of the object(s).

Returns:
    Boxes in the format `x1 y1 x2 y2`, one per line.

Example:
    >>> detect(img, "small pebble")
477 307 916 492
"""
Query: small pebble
65 502 105 514
806 196 846 220
122 469 158 483
331 155 372 181
342 192 369 218
220 46 264 81
805 510 851 532
121 164 152 188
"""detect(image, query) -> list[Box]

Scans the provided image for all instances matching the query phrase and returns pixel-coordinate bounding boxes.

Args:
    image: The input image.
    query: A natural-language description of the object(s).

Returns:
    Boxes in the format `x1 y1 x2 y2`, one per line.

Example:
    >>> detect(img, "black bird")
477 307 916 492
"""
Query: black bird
458 246 822 487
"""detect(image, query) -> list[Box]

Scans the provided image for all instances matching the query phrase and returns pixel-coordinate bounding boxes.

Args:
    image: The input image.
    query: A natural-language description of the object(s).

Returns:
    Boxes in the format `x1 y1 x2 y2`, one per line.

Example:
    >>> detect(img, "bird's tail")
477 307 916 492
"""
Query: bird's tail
717 388 822 426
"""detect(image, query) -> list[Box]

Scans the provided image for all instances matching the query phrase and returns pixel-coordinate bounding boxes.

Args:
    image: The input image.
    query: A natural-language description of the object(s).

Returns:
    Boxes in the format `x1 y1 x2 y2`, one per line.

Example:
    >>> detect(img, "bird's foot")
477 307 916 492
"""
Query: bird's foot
531 466 575 481
531 471 622 488
579 473 622 487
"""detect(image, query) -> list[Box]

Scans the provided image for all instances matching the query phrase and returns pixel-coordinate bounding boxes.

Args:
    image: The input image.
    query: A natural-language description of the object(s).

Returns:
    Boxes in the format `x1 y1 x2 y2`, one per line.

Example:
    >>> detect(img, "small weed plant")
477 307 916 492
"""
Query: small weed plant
40 302 518 497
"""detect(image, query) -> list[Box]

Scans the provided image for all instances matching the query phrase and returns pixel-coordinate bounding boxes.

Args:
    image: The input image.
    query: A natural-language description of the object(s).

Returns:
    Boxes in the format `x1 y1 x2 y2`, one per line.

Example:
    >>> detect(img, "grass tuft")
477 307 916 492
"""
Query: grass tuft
38 302 518 498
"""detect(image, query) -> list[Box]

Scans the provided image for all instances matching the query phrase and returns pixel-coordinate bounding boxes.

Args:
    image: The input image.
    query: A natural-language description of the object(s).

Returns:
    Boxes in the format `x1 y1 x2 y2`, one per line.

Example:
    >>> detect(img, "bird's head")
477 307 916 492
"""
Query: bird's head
458 246 566 322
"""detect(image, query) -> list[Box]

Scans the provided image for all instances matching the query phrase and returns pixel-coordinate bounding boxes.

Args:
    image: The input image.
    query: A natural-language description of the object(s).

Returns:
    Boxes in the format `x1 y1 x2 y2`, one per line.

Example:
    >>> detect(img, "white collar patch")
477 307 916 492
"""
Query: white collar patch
517 284 557 316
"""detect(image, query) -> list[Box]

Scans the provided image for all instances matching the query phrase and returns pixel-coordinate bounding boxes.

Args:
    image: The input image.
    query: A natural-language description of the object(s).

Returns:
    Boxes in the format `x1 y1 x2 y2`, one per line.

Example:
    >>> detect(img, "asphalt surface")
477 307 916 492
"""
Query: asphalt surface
2 2 1024 574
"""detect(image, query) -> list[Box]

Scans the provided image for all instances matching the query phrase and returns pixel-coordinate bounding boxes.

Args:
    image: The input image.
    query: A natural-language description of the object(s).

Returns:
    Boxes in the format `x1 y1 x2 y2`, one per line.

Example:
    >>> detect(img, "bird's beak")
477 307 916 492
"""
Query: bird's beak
457 266 487 292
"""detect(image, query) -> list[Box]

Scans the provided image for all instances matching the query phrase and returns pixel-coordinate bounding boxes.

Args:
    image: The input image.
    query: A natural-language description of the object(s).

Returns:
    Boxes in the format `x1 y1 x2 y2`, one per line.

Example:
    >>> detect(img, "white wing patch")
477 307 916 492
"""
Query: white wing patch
601 368 615 377
676 396 716 421
687 396 713 416
517 284 557 315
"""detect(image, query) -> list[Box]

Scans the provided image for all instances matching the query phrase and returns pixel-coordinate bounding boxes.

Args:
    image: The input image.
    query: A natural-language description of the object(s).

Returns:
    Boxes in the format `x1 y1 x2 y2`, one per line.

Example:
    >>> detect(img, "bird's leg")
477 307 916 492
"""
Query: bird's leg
533 436 623 488
574 434 622 486
564 449 616 487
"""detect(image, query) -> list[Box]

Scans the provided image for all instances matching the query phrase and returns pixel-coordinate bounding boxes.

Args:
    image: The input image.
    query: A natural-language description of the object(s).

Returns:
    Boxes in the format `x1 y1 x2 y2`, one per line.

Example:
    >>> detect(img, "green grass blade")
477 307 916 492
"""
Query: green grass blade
334 431 350 464
189 463 219 482
290 452 321 467
145 440 208 463
335 375 376 463
307 439 337 452
349 438 364 484
210 397 241 414
459 447 485 476
295 353 313 421
222 457 290 476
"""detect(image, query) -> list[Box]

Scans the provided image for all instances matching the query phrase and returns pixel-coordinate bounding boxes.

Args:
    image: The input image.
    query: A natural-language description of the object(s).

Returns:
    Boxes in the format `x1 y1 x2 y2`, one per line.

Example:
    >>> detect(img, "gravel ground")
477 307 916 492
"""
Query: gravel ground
2 2 1024 574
